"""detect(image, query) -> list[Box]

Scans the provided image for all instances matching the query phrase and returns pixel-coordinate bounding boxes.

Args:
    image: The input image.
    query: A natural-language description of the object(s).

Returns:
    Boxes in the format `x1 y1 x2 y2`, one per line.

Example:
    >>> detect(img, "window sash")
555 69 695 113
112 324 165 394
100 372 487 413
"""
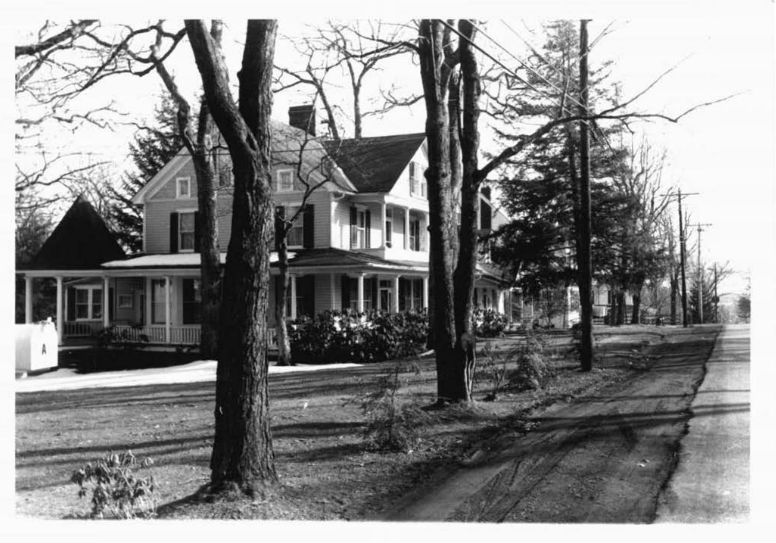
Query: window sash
179 212 196 251
286 206 304 247
277 171 294 192
151 280 166 324
177 178 190 198
182 279 201 325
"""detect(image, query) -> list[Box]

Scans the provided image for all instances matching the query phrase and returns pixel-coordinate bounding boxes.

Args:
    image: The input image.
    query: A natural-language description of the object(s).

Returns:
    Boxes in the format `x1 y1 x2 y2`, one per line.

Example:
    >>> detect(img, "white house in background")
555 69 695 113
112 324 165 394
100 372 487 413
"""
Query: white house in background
19 105 513 349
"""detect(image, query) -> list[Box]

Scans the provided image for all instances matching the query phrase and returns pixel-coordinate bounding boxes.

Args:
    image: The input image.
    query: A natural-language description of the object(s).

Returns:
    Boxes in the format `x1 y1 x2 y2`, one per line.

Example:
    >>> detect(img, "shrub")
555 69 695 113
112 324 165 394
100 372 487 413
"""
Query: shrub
473 308 508 338
473 341 510 401
289 309 429 364
509 352 555 391
71 450 156 519
360 365 429 453
507 330 555 391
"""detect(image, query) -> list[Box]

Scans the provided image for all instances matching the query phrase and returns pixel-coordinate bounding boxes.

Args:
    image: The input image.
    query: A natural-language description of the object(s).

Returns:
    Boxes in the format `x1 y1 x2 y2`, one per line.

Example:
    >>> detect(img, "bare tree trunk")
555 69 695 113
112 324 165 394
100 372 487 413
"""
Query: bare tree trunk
195 103 221 359
275 240 292 366
418 19 458 403
669 271 678 325
452 20 481 400
631 287 642 324
186 19 278 495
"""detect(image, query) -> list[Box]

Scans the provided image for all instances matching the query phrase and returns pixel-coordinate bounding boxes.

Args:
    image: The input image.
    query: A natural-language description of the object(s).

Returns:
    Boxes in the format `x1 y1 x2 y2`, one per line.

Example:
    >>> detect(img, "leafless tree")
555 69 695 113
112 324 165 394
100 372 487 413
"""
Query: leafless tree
185 18 278 495
274 20 414 139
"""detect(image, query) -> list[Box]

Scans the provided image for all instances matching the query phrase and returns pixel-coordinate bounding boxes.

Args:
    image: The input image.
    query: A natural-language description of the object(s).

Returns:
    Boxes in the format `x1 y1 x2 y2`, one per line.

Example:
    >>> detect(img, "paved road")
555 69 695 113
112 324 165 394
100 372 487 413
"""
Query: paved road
655 324 750 523
384 326 719 522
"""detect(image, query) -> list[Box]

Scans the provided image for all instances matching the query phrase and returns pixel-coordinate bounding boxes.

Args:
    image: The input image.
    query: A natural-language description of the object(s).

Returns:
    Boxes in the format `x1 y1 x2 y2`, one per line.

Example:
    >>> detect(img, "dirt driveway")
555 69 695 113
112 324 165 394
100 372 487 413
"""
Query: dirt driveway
385 326 719 522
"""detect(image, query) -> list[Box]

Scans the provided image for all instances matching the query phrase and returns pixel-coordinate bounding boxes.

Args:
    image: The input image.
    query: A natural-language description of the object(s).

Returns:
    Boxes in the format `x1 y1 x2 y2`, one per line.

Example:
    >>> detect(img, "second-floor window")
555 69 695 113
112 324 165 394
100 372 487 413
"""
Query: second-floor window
385 208 393 248
409 162 427 198
287 206 304 248
179 212 196 252
350 208 369 249
409 216 421 251
177 177 191 199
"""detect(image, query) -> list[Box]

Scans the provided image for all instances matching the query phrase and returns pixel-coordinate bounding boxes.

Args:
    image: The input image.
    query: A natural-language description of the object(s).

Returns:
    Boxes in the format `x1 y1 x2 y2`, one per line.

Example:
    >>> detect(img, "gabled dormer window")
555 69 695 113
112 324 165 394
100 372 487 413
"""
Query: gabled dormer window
176 177 191 199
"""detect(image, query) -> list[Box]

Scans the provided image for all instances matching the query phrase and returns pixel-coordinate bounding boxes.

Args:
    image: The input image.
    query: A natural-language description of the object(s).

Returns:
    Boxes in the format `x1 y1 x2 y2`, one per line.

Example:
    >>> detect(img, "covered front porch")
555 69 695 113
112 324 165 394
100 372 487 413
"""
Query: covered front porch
20 269 207 348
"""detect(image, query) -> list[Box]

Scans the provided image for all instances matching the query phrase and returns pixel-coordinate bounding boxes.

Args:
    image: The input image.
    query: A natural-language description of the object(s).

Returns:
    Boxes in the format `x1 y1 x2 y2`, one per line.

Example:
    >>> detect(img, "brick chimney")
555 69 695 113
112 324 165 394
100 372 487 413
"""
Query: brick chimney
288 105 316 136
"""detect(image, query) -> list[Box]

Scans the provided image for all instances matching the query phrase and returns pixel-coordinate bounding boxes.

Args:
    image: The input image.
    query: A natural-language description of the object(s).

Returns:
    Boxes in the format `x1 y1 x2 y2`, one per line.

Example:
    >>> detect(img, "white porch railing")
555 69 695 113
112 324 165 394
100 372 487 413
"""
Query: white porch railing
63 321 103 337
64 323 278 349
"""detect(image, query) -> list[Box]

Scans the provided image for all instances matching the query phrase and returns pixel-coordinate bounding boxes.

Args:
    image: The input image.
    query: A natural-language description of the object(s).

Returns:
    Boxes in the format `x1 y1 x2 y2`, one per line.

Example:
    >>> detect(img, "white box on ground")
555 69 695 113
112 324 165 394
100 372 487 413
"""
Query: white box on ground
16 321 58 373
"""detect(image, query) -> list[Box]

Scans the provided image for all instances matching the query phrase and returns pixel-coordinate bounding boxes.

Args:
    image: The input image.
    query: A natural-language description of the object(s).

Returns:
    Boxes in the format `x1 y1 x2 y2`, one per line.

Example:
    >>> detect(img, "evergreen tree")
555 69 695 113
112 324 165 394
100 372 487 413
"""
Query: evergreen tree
107 93 184 252
489 21 630 301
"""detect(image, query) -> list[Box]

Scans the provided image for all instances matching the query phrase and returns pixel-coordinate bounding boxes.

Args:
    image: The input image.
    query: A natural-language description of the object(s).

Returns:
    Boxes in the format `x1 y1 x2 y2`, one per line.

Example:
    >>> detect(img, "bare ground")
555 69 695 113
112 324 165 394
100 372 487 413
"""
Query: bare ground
15 325 718 521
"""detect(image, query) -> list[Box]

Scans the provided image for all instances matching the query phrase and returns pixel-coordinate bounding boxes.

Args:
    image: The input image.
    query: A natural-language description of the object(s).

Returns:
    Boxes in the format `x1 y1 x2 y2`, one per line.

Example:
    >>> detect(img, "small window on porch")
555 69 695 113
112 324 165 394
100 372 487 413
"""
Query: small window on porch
385 208 393 248
151 279 166 324
74 286 102 320
182 279 201 324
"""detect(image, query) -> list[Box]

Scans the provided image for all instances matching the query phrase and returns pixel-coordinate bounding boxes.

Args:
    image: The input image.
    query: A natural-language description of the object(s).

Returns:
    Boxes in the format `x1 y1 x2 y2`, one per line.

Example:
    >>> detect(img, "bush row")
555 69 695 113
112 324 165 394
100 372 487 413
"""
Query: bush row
289 307 510 363
289 309 430 364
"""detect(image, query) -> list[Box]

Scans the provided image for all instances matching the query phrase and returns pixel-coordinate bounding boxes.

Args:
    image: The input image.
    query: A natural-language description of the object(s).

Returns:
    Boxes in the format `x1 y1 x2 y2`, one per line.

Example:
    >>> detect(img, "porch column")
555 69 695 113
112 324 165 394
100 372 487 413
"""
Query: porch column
102 276 110 328
55 276 63 345
404 207 410 250
24 276 32 324
381 202 387 248
422 276 429 310
145 277 152 327
330 273 336 309
357 273 365 312
392 275 400 313
497 289 505 314
164 276 171 343
290 274 297 320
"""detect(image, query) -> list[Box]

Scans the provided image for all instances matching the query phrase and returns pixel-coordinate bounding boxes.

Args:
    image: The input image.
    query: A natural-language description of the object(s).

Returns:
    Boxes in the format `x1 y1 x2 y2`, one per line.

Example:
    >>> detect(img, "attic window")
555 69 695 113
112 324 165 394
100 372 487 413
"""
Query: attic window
409 163 426 198
176 177 191 199
277 170 295 192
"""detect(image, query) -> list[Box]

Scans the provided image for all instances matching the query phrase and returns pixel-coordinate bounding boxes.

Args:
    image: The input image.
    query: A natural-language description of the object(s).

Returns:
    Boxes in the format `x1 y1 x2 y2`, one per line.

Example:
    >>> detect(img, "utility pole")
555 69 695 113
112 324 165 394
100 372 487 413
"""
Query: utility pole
691 222 712 324
713 262 719 323
662 189 699 328
577 19 594 372
677 190 689 327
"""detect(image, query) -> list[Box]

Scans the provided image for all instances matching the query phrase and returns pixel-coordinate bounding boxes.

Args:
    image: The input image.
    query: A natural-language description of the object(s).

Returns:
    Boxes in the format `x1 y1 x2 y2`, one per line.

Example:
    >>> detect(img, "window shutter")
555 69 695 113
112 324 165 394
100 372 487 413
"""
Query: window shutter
275 206 285 249
194 211 201 252
170 212 179 253
349 206 357 249
341 275 350 310
303 205 314 249
365 209 371 248
66 287 76 321
370 277 378 310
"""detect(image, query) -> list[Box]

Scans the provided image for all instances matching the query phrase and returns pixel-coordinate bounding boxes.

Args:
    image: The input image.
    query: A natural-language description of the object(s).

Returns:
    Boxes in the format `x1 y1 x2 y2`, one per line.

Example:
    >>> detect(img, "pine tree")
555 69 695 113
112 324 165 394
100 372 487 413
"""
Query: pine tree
107 93 184 252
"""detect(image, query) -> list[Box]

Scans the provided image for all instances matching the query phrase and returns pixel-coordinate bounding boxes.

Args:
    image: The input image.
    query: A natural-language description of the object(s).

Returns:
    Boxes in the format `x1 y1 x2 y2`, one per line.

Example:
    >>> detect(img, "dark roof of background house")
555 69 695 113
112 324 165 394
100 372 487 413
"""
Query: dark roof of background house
323 133 426 193
27 196 126 270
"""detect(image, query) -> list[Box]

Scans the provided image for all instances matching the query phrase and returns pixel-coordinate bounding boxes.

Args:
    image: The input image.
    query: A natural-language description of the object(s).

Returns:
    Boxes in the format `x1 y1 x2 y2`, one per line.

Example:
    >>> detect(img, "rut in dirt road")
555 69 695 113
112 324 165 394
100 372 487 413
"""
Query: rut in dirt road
384 328 718 523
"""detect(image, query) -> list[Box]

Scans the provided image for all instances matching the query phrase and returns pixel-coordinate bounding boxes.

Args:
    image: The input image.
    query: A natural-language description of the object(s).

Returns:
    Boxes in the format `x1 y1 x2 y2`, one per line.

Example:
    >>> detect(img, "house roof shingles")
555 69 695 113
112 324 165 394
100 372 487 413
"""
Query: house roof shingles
323 133 426 193
28 196 126 270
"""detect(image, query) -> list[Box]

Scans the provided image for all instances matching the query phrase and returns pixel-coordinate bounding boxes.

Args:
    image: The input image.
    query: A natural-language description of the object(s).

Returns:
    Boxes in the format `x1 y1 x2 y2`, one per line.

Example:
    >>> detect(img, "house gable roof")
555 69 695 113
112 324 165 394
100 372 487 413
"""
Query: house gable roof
323 133 426 193
133 122 358 205
28 196 126 270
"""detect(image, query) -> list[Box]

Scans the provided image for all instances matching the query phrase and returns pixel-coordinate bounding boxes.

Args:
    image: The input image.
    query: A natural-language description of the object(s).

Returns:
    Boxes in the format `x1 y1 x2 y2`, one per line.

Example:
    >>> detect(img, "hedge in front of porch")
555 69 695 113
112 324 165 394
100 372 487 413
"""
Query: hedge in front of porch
289 309 430 364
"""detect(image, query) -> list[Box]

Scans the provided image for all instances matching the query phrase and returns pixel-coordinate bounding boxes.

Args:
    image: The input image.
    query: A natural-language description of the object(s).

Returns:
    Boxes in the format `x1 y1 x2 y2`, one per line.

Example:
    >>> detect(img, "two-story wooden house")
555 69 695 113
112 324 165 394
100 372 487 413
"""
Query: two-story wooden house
20 106 512 349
